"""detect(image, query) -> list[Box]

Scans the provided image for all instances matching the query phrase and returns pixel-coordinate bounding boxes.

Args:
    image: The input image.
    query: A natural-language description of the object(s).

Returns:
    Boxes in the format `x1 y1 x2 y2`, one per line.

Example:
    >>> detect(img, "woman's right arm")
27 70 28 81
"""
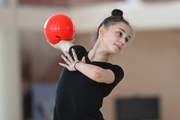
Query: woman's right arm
47 40 74 54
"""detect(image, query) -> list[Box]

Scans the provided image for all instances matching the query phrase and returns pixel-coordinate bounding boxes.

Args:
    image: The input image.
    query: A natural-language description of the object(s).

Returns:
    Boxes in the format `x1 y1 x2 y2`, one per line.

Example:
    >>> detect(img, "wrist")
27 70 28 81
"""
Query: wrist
74 61 80 70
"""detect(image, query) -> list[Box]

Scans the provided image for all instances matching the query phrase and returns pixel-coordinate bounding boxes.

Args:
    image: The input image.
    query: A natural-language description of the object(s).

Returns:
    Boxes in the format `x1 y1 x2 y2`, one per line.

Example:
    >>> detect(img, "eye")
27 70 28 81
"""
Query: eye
118 32 123 37
125 38 129 43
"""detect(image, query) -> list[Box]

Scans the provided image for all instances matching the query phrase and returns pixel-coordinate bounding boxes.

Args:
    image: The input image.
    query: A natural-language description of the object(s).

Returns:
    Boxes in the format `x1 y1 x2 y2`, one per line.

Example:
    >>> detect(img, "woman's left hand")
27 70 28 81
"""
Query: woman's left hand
59 48 85 71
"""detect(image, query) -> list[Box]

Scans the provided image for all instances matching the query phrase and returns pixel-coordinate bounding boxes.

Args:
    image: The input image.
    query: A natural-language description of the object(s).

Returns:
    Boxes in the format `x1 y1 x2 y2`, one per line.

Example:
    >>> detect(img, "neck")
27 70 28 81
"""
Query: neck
88 41 110 62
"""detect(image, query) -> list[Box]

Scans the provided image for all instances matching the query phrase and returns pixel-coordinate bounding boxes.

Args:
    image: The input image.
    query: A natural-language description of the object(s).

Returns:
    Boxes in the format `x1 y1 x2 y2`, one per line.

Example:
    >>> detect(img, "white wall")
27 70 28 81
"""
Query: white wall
16 1 180 33
0 1 22 120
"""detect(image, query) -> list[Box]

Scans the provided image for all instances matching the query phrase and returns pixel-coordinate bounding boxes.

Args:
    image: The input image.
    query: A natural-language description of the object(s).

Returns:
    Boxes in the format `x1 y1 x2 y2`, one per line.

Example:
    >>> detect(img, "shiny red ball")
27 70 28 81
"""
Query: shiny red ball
44 14 75 44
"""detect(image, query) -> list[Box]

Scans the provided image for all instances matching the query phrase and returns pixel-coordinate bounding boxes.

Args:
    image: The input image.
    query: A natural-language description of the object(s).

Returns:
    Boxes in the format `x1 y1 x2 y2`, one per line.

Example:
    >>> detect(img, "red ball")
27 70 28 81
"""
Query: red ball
44 14 76 44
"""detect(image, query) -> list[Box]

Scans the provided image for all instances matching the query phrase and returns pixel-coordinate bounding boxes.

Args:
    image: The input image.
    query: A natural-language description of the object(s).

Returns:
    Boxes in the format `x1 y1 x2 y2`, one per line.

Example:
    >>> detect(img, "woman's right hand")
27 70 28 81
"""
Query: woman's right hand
47 38 75 52
47 40 61 50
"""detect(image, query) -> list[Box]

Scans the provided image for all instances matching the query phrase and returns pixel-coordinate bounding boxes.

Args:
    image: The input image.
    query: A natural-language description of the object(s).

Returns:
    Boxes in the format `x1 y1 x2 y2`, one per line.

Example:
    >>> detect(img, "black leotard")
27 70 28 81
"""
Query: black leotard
53 45 124 120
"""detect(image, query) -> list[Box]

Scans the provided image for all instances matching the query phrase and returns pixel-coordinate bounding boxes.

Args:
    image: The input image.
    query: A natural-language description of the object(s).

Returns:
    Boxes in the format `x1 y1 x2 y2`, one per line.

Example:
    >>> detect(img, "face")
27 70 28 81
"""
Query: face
100 22 132 54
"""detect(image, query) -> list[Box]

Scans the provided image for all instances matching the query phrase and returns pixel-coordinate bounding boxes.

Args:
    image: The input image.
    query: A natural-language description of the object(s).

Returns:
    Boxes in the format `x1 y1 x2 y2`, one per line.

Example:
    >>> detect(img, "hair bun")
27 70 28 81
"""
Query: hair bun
111 9 123 18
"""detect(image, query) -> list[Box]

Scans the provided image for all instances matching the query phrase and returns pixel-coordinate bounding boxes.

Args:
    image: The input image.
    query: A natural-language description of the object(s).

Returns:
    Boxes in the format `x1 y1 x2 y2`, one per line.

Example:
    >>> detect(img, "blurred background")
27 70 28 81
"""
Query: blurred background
0 0 180 120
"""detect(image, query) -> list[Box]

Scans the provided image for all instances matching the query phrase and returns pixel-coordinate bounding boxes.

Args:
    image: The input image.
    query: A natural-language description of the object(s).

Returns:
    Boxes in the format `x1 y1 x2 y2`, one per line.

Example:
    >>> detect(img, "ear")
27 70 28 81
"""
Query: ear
99 26 106 37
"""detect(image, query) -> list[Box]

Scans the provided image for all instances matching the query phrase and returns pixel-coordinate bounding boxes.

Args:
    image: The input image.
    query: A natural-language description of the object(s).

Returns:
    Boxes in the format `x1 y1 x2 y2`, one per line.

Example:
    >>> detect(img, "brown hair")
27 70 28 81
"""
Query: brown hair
89 9 134 49
95 9 132 39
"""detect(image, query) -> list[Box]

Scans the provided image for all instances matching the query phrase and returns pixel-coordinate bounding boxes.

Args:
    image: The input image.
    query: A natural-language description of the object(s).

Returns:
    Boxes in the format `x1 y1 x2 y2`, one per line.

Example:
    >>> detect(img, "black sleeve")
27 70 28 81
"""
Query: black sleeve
68 45 87 60
103 65 124 97
111 65 124 85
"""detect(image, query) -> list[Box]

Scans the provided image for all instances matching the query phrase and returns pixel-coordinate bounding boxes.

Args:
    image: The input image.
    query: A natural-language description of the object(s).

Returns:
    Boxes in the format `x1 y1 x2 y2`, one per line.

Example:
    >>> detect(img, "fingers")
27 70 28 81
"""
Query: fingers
59 57 74 71
47 40 53 47
71 38 76 42
63 49 78 62
61 49 77 66
61 54 71 65
60 49 78 71
47 40 59 49
64 51 74 63
72 48 78 62
59 62 68 68
81 56 86 63
59 48 86 71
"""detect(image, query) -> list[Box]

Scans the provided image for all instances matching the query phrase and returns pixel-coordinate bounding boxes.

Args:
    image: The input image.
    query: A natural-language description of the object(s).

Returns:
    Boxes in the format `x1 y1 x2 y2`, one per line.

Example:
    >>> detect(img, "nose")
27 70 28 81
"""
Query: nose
120 38 126 44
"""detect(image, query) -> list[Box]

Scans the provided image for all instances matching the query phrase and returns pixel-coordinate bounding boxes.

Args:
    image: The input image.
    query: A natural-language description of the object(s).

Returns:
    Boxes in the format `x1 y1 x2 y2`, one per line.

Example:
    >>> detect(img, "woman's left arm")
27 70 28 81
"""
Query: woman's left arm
59 48 115 84
75 61 115 84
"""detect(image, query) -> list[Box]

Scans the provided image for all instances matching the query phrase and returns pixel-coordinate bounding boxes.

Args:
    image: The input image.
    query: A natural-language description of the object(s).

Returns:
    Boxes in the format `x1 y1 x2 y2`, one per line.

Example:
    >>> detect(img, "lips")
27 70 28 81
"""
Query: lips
114 43 121 50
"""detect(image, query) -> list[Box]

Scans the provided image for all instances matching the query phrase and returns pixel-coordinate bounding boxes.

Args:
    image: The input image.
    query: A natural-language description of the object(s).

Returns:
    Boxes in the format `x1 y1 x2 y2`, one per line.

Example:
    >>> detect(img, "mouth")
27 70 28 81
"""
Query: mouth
114 43 121 50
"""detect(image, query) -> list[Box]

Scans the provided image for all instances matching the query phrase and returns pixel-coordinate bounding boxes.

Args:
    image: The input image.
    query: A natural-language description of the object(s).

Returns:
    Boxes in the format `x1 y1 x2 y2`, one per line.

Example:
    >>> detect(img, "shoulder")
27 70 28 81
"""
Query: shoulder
102 64 124 97
68 45 87 59
111 64 124 74
94 62 124 82
69 45 87 53
108 64 124 83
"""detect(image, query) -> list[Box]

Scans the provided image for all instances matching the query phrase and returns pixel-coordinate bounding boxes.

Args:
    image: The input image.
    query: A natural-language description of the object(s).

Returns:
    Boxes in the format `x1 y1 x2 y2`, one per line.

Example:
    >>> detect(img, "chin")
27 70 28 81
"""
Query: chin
111 50 121 55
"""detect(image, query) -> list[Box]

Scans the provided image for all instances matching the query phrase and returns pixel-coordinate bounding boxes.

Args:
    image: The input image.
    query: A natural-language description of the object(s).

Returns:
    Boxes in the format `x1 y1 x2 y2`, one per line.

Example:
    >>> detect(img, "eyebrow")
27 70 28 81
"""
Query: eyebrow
119 28 131 39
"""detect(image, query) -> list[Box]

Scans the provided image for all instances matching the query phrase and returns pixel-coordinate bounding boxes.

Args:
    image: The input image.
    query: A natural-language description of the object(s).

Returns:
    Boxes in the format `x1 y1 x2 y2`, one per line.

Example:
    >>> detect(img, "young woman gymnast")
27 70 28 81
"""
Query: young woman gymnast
48 9 133 120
